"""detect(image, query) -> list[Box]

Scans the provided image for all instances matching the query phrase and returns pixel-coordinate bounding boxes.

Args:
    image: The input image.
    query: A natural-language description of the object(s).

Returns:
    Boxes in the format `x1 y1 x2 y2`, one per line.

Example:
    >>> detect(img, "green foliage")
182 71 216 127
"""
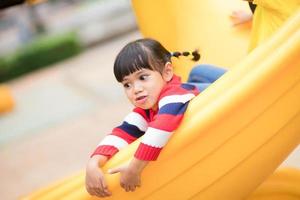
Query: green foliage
0 32 82 82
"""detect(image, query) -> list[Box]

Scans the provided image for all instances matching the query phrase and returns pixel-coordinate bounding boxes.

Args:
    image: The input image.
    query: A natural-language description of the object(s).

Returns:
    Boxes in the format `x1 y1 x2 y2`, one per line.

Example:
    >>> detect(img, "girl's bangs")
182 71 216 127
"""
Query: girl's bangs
114 47 153 82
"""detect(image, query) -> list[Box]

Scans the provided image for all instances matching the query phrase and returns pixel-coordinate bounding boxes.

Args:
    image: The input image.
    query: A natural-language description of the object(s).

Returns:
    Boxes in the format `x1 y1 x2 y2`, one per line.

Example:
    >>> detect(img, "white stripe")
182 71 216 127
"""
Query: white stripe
141 127 172 148
158 94 195 109
124 112 148 132
98 135 128 150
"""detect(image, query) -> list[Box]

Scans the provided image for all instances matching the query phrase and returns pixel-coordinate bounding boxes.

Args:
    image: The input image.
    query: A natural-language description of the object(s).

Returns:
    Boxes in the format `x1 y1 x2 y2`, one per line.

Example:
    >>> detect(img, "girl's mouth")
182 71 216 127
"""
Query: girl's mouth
135 96 147 104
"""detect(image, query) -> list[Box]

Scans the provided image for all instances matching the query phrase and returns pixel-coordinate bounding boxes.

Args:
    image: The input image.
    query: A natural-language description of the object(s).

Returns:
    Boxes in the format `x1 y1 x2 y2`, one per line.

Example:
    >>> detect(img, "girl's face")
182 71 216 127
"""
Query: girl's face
121 68 168 110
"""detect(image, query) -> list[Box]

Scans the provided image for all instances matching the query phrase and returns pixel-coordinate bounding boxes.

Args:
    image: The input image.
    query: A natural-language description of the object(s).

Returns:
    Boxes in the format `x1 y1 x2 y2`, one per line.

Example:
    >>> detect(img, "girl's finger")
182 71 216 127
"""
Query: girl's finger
108 166 122 174
129 185 136 192
125 185 131 192
94 183 106 197
92 188 104 197
137 180 141 187
120 182 125 189
100 180 111 196
86 187 95 196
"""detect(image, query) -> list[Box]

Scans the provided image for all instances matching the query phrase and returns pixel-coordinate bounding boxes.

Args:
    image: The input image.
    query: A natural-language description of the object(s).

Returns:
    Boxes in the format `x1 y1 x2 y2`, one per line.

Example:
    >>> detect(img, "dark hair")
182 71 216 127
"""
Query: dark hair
171 50 200 61
248 2 256 14
113 38 200 82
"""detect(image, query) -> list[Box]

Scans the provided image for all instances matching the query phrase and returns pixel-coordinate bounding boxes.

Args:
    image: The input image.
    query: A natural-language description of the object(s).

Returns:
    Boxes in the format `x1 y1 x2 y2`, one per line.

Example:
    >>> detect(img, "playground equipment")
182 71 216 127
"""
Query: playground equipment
247 168 300 200
0 85 14 113
23 0 300 199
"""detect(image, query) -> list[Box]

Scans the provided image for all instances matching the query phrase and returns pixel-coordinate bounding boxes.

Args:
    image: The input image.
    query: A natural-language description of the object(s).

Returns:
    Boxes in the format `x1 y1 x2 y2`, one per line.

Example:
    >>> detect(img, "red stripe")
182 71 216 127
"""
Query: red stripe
133 107 151 122
160 86 192 99
112 127 137 144
134 143 162 161
91 145 118 159
149 114 183 132
158 75 199 100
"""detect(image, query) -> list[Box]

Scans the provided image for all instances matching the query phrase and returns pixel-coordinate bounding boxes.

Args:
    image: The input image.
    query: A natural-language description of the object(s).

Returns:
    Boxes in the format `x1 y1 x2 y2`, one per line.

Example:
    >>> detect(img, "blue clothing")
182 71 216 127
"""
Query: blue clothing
187 64 227 91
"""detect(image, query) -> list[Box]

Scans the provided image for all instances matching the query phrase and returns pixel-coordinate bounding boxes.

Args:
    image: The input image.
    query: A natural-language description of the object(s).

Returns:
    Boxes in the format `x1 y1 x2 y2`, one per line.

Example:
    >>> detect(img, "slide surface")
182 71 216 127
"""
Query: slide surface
246 168 300 200
23 1 300 200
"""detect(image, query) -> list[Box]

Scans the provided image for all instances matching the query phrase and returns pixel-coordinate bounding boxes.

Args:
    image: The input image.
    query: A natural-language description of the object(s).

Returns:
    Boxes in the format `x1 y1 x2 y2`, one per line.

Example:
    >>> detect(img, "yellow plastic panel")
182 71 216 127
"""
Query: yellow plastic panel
132 0 252 80
249 0 300 51
247 168 300 200
0 85 14 113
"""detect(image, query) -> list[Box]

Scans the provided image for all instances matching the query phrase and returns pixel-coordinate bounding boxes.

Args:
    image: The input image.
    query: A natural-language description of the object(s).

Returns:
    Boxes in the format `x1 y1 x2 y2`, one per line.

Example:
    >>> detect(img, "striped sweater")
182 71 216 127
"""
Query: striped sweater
92 75 199 161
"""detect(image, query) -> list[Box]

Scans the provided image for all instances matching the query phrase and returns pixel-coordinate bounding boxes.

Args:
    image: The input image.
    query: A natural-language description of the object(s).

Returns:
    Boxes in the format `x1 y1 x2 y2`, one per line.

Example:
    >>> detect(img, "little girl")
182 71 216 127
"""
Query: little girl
85 38 226 197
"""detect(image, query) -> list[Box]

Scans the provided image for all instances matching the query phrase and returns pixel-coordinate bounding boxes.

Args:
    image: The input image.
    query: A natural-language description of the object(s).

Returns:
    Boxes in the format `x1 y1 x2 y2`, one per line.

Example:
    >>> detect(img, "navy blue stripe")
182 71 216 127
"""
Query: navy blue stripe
117 122 145 138
181 83 196 90
159 102 189 115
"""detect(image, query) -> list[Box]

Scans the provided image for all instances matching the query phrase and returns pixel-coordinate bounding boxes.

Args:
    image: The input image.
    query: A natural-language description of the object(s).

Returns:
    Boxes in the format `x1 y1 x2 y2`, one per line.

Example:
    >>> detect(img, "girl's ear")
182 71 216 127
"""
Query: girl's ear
162 62 174 82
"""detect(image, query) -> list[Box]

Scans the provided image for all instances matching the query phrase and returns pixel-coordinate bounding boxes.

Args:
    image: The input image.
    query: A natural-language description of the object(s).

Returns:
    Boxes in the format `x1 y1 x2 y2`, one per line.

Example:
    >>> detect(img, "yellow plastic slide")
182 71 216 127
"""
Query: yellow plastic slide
132 0 253 80
23 1 300 200
248 0 300 52
247 168 300 200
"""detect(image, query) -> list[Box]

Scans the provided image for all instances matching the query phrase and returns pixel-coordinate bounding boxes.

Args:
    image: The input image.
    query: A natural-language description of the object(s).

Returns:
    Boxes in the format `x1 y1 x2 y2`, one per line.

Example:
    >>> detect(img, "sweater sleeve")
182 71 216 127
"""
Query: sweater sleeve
134 86 197 161
91 108 148 159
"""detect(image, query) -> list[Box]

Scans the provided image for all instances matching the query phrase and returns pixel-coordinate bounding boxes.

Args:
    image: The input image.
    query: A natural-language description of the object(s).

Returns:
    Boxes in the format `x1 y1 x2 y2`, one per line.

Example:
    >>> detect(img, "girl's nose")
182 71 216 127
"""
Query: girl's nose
134 83 143 94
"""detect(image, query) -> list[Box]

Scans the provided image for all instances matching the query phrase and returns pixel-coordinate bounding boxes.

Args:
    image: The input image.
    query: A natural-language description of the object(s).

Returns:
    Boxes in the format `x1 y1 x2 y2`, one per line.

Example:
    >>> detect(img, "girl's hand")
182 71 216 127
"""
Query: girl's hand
108 164 141 192
85 156 111 197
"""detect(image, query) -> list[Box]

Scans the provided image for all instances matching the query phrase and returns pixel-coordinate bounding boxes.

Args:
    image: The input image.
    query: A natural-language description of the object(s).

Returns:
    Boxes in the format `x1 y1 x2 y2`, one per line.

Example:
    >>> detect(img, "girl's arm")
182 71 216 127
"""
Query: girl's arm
88 108 149 193
91 108 148 159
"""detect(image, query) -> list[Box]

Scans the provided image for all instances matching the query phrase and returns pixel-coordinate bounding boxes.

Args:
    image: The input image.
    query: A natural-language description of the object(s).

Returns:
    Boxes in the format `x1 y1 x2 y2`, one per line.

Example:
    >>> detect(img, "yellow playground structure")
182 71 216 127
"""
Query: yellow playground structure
23 0 300 199
0 85 14 113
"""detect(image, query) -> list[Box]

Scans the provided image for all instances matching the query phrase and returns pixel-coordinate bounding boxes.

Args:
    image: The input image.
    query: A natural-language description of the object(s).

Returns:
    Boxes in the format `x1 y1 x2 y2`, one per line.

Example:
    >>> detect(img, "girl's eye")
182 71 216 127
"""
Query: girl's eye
140 75 149 80
123 83 130 88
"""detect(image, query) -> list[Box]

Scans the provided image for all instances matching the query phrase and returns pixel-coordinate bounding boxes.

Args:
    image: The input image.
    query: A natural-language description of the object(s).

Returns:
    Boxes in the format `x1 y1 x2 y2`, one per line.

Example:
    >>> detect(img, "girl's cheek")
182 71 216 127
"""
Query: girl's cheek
124 91 131 99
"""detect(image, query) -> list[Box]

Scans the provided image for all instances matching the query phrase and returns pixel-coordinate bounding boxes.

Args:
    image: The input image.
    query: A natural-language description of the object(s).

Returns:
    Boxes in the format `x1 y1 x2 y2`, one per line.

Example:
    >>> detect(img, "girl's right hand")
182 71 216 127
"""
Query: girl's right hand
85 156 112 197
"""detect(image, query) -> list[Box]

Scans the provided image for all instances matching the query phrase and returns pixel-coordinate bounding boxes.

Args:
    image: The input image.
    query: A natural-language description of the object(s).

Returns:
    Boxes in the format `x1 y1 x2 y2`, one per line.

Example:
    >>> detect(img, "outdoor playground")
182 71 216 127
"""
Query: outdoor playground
1 0 299 199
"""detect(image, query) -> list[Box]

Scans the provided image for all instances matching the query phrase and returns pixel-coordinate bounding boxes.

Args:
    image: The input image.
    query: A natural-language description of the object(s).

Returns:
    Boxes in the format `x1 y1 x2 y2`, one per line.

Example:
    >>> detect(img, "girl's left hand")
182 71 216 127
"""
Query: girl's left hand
108 164 141 192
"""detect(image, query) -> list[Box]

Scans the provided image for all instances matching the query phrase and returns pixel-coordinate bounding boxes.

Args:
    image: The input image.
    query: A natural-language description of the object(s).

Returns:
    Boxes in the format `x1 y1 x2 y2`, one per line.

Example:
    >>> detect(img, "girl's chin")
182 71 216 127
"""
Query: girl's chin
135 103 154 110
137 105 151 109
